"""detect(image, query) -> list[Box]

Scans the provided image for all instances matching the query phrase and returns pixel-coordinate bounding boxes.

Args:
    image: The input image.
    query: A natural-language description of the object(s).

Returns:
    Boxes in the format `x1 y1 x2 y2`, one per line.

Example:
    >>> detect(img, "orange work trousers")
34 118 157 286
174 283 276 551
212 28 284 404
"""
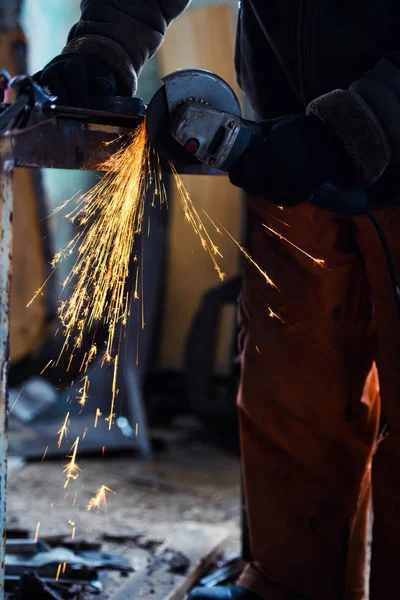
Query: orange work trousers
237 199 400 600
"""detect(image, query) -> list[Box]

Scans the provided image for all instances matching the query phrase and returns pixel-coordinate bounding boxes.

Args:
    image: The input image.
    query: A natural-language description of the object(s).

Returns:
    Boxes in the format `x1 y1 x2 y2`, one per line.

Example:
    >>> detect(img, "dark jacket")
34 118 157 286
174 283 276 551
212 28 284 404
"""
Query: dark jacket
64 0 400 199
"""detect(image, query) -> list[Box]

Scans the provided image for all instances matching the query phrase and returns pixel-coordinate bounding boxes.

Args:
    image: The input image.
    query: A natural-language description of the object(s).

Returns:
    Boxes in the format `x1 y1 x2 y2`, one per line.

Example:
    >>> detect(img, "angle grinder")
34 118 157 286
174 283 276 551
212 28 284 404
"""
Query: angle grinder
146 68 370 214
146 68 264 172
146 68 400 317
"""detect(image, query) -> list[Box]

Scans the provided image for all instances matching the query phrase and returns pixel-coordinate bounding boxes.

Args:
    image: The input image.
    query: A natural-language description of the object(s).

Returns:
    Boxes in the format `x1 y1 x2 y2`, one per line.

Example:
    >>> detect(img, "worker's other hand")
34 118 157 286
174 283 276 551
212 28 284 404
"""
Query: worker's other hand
229 114 345 206
35 53 119 108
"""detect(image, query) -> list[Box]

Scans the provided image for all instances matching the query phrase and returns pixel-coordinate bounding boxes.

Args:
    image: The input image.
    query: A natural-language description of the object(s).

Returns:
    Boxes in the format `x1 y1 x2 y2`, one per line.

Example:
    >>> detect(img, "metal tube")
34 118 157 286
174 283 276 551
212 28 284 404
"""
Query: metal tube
0 140 13 599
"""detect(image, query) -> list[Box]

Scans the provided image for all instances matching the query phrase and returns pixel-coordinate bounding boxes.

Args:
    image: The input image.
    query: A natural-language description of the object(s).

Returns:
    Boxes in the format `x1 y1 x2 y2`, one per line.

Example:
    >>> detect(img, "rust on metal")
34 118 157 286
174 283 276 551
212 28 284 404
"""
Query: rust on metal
0 136 13 599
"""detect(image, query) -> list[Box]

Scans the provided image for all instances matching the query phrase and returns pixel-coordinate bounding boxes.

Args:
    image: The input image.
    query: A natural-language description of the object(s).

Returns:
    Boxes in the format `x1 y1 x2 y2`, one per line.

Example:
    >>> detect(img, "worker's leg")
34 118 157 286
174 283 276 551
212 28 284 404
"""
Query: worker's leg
355 207 400 600
237 200 379 600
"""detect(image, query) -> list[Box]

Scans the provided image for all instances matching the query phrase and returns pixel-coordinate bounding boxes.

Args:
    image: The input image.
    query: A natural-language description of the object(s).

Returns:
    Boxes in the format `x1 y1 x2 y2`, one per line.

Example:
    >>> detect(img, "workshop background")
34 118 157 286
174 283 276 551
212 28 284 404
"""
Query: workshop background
1 2 244 598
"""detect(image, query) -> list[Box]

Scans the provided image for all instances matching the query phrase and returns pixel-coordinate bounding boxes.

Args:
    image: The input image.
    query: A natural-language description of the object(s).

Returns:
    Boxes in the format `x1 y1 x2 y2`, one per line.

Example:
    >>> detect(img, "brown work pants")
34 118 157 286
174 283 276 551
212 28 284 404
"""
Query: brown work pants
237 199 400 600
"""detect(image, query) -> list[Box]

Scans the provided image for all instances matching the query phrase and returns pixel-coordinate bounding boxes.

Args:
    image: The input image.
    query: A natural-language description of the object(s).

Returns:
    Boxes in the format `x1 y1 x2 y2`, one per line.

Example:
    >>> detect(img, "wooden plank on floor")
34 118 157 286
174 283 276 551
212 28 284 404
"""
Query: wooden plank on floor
112 522 229 600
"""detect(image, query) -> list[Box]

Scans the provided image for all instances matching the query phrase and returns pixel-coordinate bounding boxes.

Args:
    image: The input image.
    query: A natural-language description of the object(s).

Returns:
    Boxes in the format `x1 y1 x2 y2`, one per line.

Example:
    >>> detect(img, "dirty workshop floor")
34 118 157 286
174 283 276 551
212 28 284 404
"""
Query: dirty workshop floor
6 438 241 598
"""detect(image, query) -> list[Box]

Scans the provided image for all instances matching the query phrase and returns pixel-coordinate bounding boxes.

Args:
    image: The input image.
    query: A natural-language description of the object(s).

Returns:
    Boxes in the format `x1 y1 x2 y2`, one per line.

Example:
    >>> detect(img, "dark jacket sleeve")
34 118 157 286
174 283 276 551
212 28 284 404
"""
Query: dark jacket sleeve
306 53 400 187
63 0 191 95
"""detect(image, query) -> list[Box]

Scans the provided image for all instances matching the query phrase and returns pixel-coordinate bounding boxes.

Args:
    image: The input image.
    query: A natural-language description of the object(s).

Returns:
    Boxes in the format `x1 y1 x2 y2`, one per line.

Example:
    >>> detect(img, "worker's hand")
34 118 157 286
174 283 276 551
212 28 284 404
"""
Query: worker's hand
229 114 346 207
35 53 120 108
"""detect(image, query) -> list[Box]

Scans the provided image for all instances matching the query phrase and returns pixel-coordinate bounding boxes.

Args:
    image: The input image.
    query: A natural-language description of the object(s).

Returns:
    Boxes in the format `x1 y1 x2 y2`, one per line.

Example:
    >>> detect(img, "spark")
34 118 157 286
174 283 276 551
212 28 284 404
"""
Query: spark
203 211 278 289
54 124 151 367
29 123 287 478
255 345 260 355
102 446 105 456
73 492 78 508
77 376 90 412
88 485 116 513
57 412 70 448
106 355 118 430
263 225 326 268
41 446 49 462
268 308 284 323
55 564 62 581
82 427 89 440
94 408 102 428
80 344 97 372
62 562 67 574
169 164 226 281
40 359 54 375
34 522 40 543
27 268 58 308
135 423 139 437
68 520 76 539
63 437 81 488
8 388 24 415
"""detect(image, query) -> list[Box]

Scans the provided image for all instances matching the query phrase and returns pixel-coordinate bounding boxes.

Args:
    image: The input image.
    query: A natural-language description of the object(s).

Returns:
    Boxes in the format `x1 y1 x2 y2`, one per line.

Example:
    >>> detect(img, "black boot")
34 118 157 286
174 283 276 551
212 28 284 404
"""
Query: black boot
188 586 260 600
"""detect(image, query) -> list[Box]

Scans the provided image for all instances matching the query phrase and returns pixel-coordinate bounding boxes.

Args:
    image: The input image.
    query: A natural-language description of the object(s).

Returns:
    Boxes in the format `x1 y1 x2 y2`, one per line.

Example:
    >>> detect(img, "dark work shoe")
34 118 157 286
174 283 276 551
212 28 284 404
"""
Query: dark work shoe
188 586 260 600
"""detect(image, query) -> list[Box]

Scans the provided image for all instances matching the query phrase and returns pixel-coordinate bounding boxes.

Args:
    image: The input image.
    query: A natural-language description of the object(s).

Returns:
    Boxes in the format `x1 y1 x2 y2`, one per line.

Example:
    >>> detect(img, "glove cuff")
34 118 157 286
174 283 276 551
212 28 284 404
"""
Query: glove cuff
307 89 391 187
63 35 138 96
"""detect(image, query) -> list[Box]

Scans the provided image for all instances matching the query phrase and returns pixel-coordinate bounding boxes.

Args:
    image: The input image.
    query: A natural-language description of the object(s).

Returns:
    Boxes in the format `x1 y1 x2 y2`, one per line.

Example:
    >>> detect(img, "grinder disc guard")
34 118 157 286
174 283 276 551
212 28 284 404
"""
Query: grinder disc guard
146 85 199 167
146 68 241 167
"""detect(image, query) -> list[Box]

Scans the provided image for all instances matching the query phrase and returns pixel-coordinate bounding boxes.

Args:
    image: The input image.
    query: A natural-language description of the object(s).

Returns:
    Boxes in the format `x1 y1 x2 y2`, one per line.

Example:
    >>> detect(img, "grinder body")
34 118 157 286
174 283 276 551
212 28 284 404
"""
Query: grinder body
171 102 263 171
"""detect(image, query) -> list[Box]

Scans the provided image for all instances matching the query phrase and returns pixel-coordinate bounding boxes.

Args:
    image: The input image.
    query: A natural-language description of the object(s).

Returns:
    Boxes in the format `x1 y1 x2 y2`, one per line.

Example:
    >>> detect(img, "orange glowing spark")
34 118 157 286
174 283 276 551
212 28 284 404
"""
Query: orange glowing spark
55 564 62 581
53 124 152 368
94 408 102 428
63 437 81 489
40 359 53 375
82 427 89 440
77 376 90 412
203 211 278 289
31 123 283 459
255 345 260 355
134 266 140 300
8 388 24 415
170 165 226 281
68 520 76 539
106 355 118 430
57 412 70 448
27 268 58 308
102 446 105 456
87 485 116 513
80 344 97 372
263 225 326 268
268 308 284 323
62 562 67 574
41 446 49 462
34 522 40 543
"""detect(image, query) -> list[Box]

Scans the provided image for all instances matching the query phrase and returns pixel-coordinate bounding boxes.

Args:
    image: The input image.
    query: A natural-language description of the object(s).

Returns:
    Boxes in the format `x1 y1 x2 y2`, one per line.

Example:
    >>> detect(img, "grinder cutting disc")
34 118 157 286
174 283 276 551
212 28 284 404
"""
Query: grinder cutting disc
146 68 241 167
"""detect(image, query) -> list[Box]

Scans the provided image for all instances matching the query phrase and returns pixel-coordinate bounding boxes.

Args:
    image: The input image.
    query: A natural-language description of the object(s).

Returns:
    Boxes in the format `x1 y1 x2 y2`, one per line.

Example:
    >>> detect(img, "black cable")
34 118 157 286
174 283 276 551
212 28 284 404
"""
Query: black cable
366 208 400 319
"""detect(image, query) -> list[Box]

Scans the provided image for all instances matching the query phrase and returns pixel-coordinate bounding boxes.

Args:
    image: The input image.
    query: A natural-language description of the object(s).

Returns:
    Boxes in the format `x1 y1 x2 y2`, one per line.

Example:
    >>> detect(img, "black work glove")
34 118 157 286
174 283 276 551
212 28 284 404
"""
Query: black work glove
229 114 347 207
35 53 120 108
